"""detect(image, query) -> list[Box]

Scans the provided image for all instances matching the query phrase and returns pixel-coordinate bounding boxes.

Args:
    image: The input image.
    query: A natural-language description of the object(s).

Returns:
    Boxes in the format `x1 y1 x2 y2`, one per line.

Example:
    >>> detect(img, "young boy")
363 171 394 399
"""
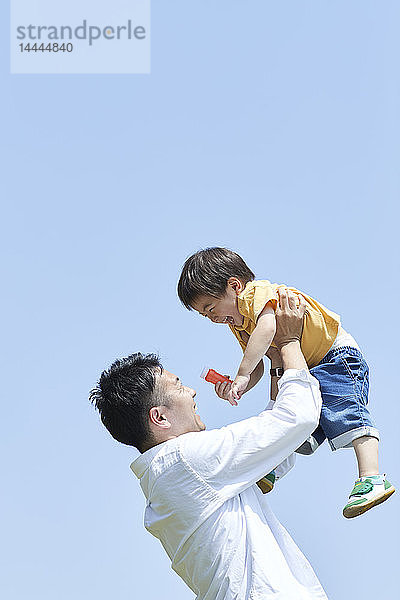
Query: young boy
177 247 395 518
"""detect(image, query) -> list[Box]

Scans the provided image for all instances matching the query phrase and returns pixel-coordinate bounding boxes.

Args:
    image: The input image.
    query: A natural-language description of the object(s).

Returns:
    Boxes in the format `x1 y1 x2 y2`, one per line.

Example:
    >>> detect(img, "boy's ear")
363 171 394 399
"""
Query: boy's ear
227 277 244 295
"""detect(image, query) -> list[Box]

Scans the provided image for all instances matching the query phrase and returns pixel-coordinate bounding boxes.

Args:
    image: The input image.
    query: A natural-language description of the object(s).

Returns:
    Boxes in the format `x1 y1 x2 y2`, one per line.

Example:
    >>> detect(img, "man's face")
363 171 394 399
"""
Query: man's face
157 370 206 435
191 284 243 327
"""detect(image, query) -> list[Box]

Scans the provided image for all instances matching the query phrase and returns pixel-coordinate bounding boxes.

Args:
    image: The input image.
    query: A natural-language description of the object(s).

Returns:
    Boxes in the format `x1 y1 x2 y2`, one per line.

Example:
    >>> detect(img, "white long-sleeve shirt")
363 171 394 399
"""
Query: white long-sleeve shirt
131 369 328 600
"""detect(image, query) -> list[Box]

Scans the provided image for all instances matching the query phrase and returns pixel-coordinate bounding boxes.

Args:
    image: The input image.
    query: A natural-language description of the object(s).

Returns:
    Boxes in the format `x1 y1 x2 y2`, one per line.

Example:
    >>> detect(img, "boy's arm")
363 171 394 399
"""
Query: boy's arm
228 304 276 403
239 304 276 376
246 359 264 392
214 360 264 401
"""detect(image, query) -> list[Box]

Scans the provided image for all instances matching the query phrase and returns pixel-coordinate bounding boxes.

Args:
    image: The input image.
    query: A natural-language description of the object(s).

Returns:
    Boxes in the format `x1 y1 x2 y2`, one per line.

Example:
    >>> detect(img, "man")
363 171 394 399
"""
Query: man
90 290 328 599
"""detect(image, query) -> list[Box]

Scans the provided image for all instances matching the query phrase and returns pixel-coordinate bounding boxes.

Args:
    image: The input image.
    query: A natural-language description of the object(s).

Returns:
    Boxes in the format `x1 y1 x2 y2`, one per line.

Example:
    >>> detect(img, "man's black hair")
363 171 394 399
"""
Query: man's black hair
90 353 163 453
177 247 255 310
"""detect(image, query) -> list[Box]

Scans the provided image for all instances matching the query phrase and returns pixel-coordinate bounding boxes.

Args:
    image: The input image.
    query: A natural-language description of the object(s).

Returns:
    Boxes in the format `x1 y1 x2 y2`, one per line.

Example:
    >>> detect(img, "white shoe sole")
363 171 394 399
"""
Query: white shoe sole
343 484 395 519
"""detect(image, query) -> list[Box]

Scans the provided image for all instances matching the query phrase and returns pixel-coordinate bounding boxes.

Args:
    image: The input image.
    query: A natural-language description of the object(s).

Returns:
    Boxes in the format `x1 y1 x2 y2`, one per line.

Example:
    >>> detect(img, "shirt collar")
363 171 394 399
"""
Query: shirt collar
130 443 164 479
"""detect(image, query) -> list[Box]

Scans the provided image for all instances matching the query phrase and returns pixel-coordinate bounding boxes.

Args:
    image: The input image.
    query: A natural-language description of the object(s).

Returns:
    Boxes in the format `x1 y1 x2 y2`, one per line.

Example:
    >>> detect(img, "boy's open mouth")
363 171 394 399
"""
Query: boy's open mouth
223 316 235 325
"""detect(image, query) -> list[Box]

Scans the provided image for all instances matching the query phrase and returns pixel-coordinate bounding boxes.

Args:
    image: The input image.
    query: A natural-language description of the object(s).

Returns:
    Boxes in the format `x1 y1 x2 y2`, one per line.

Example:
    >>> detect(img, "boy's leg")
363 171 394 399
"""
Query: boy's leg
313 346 395 517
343 435 395 518
293 361 333 456
352 435 379 477
295 425 326 455
313 347 380 455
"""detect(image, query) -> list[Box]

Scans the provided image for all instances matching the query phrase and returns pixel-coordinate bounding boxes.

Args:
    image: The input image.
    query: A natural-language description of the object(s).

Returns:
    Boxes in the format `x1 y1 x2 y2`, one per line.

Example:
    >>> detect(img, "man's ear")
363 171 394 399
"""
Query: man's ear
149 406 171 430
227 277 243 295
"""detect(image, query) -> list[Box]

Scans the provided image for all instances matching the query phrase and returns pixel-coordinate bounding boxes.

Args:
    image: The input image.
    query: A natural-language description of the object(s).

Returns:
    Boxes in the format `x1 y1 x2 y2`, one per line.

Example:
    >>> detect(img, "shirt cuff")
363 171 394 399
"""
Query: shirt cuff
277 368 318 389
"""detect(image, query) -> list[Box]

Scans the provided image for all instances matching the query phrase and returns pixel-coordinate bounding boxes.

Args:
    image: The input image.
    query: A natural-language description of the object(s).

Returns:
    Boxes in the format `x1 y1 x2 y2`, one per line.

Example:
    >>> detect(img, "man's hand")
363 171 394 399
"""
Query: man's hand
215 377 237 406
273 288 306 350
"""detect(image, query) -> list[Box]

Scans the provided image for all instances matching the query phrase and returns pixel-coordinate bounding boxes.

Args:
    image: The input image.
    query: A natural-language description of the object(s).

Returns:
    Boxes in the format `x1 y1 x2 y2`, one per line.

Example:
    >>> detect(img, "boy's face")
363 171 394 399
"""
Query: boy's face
191 278 244 326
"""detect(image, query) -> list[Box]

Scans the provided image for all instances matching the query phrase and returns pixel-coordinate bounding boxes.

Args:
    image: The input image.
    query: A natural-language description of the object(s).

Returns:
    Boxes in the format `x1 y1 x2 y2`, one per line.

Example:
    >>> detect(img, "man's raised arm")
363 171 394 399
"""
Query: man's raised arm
179 289 322 496
273 287 308 371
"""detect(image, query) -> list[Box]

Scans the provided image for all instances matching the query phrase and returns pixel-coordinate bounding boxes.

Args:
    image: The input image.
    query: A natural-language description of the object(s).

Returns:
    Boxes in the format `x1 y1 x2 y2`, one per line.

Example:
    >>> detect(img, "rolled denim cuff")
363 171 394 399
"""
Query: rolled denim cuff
328 426 380 451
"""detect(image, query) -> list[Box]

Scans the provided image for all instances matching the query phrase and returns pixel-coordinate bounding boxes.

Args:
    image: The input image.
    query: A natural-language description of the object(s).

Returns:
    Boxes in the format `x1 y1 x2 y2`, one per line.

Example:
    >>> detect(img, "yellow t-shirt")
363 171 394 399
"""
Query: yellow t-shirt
229 280 340 369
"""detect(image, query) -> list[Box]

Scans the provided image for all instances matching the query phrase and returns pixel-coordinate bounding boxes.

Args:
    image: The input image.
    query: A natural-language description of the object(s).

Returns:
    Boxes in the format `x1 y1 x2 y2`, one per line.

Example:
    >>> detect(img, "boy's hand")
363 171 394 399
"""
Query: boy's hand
227 374 250 405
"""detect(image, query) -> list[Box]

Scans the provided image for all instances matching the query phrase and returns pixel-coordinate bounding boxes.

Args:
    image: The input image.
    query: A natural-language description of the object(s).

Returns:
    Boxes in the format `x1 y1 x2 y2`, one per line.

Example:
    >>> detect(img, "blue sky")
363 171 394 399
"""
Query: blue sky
2 1 399 599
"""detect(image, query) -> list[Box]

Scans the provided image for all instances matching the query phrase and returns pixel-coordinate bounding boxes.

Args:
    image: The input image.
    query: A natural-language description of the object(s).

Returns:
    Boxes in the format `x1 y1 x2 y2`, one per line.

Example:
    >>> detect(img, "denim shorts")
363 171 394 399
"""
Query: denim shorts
308 346 380 451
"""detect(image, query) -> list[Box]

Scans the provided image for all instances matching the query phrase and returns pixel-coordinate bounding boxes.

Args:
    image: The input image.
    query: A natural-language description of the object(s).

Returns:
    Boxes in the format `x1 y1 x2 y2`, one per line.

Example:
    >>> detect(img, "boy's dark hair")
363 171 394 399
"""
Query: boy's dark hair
89 353 164 453
177 247 255 310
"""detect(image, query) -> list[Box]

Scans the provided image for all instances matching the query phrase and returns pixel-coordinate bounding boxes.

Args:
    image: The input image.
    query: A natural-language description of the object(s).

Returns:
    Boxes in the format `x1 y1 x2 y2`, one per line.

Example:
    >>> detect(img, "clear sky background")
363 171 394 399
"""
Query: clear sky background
1 1 399 599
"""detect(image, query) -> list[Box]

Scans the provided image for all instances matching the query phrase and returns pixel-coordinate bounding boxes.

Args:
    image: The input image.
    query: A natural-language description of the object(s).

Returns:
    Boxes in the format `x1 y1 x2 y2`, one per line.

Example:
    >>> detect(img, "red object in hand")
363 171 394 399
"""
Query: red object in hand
200 367 231 385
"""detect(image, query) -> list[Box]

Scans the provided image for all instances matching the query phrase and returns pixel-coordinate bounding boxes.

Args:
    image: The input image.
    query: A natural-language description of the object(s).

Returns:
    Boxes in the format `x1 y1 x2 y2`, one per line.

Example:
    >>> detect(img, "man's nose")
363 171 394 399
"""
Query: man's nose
183 384 196 395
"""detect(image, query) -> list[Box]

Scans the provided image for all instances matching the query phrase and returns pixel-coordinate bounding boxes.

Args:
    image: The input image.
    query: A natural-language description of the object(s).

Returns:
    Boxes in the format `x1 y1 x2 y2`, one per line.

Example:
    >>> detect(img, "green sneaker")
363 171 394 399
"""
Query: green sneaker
256 470 276 494
343 474 395 519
